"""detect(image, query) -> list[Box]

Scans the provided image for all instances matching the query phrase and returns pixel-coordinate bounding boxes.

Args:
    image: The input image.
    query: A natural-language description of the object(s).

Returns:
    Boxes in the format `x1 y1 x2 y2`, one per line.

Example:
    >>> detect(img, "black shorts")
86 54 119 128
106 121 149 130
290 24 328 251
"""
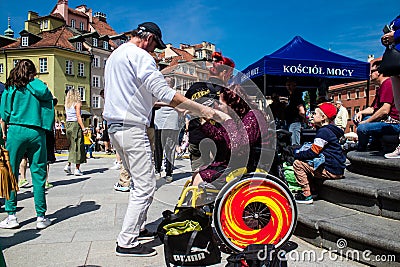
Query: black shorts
101 129 110 142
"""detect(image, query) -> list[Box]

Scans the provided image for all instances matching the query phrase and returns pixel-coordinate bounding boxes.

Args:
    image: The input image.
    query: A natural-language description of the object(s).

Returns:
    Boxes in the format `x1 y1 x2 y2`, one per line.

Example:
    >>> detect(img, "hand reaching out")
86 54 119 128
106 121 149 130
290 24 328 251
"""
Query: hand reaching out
381 31 394 47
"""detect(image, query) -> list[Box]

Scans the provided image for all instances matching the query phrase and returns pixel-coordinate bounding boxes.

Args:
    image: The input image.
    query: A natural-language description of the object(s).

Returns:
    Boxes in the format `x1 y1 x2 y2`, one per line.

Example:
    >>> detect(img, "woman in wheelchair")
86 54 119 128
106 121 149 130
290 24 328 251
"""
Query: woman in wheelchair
190 84 270 187
160 84 297 266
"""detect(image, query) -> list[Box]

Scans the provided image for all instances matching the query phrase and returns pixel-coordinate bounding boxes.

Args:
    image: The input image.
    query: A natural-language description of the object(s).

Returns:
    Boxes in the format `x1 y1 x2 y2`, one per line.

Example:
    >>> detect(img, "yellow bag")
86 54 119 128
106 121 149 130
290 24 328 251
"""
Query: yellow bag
0 146 18 199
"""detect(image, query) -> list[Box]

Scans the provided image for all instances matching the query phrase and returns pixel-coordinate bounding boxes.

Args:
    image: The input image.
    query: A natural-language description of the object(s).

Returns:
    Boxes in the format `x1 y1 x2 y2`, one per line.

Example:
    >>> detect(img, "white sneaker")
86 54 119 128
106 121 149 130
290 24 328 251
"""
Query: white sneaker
74 169 84 176
0 217 19 229
64 165 72 174
165 176 173 183
109 161 122 170
384 145 400 159
36 217 51 229
113 182 130 192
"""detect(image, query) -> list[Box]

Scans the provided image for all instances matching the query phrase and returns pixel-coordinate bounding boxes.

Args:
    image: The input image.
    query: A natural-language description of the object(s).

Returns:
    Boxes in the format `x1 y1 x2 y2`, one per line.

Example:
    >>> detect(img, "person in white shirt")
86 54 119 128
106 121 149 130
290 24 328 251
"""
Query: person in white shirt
104 21 224 257
334 100 349 131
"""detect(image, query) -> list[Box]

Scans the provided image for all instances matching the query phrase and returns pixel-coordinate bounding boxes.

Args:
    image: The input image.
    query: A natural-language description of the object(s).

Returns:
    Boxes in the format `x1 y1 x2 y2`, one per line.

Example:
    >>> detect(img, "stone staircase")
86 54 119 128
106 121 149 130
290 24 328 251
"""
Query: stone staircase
294 150 400 266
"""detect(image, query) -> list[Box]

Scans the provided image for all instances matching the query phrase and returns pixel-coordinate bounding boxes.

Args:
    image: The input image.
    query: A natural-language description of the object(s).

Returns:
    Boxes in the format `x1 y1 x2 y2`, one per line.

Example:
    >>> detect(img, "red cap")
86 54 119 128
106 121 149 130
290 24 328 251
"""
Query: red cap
318 102 337 121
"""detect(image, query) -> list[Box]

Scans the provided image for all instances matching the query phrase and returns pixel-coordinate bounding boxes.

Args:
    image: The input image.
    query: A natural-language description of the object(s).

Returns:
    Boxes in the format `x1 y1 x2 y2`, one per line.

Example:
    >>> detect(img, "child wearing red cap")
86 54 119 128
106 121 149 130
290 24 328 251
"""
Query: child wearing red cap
293 102 346 204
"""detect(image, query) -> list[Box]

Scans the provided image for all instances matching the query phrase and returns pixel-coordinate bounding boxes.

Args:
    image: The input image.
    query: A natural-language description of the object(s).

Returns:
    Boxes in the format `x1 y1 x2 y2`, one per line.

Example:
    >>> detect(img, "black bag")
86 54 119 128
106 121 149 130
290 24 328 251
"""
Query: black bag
379 46 400 76
157 207 221 266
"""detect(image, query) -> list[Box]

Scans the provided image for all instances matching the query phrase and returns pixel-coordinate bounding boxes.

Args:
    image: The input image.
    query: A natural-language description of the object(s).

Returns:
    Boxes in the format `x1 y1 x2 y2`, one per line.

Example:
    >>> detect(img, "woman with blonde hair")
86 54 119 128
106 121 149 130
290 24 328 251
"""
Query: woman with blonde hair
64 89 86 175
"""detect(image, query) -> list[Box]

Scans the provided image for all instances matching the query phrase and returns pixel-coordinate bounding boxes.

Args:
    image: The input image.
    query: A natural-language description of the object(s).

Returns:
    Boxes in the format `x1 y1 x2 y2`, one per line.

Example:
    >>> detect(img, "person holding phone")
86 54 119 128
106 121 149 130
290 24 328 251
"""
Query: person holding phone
382 15 400 158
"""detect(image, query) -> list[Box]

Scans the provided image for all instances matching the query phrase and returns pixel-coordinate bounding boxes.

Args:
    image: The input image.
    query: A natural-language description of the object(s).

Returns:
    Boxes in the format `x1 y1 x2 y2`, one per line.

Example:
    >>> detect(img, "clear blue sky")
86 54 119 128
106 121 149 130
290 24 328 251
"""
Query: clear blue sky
0 0 398 70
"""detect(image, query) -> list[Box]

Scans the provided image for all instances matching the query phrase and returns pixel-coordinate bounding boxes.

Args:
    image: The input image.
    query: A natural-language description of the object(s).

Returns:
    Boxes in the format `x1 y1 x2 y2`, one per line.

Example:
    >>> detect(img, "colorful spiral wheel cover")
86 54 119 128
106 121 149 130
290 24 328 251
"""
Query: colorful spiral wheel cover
213 173 297 252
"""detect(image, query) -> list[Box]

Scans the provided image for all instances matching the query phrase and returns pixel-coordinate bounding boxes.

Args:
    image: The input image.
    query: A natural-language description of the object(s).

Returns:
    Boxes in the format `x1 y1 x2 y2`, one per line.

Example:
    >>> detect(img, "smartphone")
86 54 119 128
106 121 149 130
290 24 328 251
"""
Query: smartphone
383 25 391 34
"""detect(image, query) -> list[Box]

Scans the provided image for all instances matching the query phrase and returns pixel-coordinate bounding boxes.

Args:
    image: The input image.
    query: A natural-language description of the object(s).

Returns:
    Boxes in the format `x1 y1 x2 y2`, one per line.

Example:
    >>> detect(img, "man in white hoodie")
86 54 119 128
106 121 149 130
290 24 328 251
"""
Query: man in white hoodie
104 22 221 257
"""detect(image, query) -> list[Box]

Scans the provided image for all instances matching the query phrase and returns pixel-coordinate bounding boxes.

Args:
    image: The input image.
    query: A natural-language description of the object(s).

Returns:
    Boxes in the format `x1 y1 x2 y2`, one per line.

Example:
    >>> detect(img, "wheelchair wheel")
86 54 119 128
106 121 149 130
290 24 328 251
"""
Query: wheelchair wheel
213 172 297 252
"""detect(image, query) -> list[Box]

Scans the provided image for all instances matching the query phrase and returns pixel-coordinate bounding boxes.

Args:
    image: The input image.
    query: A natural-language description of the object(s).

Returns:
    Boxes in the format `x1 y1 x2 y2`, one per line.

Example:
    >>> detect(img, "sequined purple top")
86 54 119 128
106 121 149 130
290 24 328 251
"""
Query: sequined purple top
199 109 268 182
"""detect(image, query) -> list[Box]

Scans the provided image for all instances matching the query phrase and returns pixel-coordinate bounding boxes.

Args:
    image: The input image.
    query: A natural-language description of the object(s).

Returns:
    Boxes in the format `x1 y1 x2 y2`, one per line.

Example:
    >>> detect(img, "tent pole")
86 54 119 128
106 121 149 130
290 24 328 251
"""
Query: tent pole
263 75 266 96
366 80 370 107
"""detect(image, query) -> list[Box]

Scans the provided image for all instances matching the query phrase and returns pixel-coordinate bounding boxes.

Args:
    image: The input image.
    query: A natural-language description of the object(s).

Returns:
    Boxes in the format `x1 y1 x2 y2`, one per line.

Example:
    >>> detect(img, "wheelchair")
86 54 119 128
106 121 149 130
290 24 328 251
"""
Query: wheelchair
174 166 298 255
158 117 297 266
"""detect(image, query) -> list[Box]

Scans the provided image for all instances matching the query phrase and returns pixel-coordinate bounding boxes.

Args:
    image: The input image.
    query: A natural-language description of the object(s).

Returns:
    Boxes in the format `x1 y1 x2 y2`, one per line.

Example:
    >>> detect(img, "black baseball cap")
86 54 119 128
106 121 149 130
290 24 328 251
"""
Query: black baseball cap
138 22 166 49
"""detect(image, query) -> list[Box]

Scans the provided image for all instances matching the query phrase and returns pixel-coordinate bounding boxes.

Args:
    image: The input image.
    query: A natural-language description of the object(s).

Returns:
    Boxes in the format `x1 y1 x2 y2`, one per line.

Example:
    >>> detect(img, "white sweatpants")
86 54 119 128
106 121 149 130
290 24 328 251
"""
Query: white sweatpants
110 125 156 248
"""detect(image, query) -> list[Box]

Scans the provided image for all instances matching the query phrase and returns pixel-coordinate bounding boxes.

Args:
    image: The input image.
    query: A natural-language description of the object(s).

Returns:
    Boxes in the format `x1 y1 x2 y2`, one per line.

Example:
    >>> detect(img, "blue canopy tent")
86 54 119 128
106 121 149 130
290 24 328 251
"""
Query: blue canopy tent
237 36 370 98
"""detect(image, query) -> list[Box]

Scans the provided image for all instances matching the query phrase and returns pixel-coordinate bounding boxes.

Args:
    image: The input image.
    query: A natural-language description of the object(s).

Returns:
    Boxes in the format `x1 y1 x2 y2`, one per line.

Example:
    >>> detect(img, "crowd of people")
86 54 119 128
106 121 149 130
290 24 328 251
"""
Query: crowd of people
0 15 399 262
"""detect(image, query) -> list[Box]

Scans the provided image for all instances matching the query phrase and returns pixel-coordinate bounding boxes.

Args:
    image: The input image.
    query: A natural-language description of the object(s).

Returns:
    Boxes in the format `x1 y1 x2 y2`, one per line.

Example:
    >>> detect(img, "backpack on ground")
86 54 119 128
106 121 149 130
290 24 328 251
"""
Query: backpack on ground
157 207 221 266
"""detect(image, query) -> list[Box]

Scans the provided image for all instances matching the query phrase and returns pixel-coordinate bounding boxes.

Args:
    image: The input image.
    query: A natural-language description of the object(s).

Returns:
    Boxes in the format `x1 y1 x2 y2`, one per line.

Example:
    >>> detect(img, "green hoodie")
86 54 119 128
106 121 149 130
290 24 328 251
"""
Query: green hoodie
0 78 54 131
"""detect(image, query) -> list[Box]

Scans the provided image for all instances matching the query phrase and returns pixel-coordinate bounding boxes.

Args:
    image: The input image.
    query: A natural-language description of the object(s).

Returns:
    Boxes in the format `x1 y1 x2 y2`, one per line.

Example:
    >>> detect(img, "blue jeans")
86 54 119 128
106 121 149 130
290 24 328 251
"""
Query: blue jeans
85 144 94 158
289 122 302 145
355 116 400 151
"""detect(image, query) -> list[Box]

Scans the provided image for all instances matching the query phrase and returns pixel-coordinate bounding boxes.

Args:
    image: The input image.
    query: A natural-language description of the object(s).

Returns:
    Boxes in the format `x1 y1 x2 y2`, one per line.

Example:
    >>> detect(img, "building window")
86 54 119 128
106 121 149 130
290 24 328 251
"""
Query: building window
66 84 74 93
39 58 48 73
92 96 100 108
196 51 203 58
346 108 352 120
21 36 28 47
78 86 85 101
78 62 85 77
93 56 100 68
66 60 74 75
103 58 107 68
363 88 367 98
79 22 85 31
347 91 351 100
71 19 76 28
338 93 341 100
40 20 49 30
13 59 20 67
0 63 3 73
93 38 98 47
355 90 360 99
103 41 109 50
354 106 360 114
92 75 100 88
76 42 82 51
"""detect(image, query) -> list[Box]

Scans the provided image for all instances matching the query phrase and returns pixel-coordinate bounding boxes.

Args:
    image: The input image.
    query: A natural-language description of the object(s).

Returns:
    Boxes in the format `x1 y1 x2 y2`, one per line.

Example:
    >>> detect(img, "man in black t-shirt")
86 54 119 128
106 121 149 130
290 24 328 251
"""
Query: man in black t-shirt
284 80 306 145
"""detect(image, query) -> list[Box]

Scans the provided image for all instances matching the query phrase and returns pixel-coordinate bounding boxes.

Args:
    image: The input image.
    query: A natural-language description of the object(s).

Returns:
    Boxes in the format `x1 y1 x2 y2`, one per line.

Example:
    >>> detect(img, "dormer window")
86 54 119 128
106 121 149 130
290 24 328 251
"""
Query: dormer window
76 42 82 51
93 38 98 47
79 22 85 31
21 36 28 47
103 41 109 50
71 19 76 28
40 20 49 30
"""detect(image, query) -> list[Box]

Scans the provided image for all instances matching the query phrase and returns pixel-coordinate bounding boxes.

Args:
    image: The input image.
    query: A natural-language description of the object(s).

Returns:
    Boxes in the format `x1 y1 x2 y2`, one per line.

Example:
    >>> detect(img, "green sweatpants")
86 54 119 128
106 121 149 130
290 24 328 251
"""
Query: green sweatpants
5 125 47 217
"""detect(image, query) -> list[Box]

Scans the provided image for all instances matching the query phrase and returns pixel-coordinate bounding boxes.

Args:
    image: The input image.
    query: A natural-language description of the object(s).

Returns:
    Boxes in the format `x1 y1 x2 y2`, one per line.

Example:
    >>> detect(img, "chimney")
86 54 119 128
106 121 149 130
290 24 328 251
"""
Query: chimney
55 0 69 23
94 12 107 22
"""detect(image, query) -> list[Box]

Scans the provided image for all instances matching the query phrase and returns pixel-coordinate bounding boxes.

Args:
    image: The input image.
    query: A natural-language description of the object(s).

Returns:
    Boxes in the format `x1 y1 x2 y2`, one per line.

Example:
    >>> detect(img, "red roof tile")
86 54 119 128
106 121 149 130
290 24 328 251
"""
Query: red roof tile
68 7 89 18
91 17 117 36
3 26 75 50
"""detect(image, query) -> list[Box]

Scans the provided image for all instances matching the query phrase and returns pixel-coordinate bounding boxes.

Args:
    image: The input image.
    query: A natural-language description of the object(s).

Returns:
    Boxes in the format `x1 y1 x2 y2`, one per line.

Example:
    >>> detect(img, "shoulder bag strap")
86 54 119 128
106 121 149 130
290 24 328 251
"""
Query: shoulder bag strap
182 230 199 265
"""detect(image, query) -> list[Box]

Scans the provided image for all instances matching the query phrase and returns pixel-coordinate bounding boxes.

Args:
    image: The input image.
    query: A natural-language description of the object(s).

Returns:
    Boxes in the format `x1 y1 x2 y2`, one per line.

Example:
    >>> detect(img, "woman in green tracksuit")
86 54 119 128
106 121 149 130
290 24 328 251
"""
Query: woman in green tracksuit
0 59 54 230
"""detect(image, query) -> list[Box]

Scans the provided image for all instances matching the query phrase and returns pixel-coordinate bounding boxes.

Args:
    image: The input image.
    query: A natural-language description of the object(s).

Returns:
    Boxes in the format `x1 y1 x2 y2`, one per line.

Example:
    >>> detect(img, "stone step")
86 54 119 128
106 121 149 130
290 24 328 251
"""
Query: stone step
346 151 400 181
295 200 400 266
314 170 400 220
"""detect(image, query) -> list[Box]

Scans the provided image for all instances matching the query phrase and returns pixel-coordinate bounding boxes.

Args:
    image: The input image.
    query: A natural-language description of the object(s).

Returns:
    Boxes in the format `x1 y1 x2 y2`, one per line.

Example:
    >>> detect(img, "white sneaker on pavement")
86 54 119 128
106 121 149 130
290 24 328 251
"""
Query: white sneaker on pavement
74 169 84 176
165 176 173 183
109 161 122 170
64 165 72 174
384 145 400 159
36 217 51 229
114 182 130 192
0 216 19 229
